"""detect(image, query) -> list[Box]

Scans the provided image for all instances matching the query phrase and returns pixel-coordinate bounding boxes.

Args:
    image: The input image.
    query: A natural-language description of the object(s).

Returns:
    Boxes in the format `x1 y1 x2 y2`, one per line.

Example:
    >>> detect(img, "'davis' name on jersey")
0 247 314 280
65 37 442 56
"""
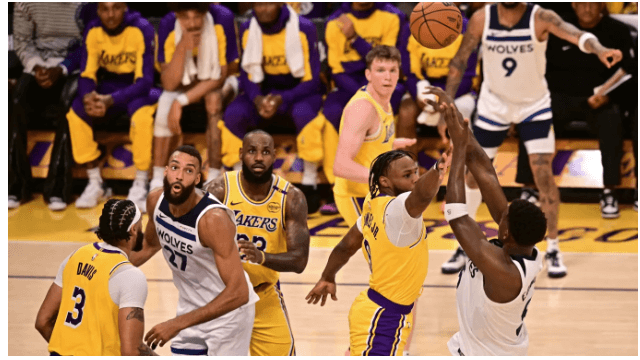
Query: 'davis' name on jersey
234 211 278 232
157 228 194 254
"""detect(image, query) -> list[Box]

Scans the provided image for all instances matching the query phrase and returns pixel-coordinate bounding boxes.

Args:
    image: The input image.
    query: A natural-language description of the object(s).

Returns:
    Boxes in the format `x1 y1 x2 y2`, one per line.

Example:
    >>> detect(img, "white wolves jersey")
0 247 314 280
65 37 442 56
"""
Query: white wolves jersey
153 191 259 329
481 3 549 103
447 239 543 356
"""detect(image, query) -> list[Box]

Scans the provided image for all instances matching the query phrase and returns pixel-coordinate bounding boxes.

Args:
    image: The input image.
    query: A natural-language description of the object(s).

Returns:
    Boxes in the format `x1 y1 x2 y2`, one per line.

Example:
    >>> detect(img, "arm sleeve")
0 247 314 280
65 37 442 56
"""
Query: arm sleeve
110 22 154 105
278 21 322 104
13 3 45 73
350 36 373 59
109 264 148 309
384 192 424 248
53 254 72 287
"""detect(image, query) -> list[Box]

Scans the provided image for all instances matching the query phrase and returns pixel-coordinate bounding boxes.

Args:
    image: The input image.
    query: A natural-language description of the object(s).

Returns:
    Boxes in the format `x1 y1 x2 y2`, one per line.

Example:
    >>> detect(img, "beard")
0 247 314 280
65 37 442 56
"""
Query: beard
163 176 196 205
132 230 144 252
242 162 273 184
502 2 520 9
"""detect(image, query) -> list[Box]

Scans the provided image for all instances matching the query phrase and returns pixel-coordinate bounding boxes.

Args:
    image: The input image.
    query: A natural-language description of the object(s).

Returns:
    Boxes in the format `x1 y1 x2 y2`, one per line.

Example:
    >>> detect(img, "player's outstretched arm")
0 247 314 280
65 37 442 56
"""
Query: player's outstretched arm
536 8 622 68
129 189 163 267
306 224 364 306
445 7 484 99
145 208 249 350
404 148 451 218
35 283 62 343
119 307 157 356
240 186 310 273
442 102 521 303
333 99 376 184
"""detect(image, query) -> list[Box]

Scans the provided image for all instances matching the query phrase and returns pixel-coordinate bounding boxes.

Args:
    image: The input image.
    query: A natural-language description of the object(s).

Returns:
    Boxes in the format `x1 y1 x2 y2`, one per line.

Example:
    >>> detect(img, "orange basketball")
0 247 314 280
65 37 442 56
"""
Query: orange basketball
410 2 463 49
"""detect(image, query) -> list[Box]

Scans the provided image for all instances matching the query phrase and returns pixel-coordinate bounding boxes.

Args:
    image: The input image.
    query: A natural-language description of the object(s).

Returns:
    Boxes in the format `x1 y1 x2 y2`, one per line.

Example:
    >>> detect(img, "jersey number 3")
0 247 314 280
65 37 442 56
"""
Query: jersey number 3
64 286 86 328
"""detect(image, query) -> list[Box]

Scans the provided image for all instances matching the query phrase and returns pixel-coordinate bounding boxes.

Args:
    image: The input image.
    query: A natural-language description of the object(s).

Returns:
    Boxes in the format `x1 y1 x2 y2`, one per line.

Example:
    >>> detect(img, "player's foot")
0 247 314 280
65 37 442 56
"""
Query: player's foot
298 184 321 214
48 197 67 211
545 250 567 278
149 177 163 192
319 202 339 215
520 187 540 206
599 189 619 219
441 247 467 274
8 195 19 209
75 181 105 209
127 179 148 213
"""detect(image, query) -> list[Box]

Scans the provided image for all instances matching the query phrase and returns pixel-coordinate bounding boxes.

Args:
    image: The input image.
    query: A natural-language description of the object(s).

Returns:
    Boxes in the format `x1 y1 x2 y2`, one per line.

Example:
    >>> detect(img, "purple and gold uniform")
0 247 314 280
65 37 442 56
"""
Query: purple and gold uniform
66 11 158 171
156 4 238 71
219 5 324 168
320 3 409 183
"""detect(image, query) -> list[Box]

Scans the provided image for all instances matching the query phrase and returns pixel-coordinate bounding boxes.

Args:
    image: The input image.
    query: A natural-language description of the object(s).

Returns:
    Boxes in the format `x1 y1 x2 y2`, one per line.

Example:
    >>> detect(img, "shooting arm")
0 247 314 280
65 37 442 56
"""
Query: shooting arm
404 164 444 218
446 8 484 99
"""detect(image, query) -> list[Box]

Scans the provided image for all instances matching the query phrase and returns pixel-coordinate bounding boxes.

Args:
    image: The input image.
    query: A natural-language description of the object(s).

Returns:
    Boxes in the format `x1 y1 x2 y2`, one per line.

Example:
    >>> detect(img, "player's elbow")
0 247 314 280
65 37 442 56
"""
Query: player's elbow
293 253 309 274
234 282 250 307
34 317 47 335
333 160 346 178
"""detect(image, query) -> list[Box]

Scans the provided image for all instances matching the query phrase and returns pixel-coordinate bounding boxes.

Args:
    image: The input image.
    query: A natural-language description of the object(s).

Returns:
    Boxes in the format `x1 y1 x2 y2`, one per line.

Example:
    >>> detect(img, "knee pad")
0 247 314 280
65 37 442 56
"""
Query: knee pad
154 91 180 137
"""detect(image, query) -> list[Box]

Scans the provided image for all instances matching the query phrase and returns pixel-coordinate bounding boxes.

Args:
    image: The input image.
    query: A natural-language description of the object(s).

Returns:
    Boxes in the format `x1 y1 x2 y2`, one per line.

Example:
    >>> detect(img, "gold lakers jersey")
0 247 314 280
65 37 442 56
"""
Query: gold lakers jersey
48 243 130 356
360 194 429 306
224 171 290 287
334 87 396 198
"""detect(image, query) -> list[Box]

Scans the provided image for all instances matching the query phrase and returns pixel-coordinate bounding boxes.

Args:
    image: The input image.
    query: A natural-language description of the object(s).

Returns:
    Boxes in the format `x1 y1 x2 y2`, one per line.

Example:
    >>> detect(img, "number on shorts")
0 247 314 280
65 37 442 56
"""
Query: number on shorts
502 57 517 77
163 245 188 271
64 286 86 328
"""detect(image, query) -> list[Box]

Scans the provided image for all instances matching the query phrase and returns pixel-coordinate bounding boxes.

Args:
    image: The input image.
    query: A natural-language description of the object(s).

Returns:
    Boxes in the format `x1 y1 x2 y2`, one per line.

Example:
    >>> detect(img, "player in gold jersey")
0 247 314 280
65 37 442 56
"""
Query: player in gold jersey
35 199 155 356
332 45 416 228
206 130 310 356
307 147 451 356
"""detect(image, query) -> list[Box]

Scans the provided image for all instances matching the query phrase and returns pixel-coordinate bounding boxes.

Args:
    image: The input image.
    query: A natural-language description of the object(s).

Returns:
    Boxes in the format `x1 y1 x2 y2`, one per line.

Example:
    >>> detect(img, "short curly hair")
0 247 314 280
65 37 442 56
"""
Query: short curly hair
508 199 547 247
96 199 138 246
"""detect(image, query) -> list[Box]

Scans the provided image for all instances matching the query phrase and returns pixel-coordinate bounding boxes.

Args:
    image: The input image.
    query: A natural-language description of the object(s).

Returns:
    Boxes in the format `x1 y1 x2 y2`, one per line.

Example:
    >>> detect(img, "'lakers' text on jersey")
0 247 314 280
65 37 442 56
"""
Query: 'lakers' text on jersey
448 239 543 356
224 171 291 287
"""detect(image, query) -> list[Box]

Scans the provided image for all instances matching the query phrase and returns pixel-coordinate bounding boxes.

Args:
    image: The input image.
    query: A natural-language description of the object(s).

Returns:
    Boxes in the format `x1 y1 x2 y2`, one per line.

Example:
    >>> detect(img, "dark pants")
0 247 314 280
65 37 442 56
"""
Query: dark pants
8 73 78 203
516 92 623 187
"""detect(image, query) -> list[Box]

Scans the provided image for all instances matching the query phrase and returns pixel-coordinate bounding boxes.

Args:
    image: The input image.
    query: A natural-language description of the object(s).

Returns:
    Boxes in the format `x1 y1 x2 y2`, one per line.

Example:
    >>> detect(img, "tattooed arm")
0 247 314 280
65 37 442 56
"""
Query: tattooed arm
536 8 622 68
445 8 484 99
119 307 157 356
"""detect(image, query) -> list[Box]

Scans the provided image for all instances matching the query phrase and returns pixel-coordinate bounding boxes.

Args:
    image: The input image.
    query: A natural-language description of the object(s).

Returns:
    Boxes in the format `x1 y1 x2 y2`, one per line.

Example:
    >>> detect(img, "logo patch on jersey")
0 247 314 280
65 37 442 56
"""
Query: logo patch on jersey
268 202 281 213
382 123 395 144
230 201 243 206
235 212 279 232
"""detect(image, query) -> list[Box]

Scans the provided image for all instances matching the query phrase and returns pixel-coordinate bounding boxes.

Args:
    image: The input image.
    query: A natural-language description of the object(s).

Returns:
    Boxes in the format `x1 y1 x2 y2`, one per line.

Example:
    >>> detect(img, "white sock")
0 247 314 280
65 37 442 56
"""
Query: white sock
465 184 482 220
87 167 102 185
301 160 318 187
153 166 164 181
547 238 559 253
208 167 222 181
233 162 242 171
135 170 148 183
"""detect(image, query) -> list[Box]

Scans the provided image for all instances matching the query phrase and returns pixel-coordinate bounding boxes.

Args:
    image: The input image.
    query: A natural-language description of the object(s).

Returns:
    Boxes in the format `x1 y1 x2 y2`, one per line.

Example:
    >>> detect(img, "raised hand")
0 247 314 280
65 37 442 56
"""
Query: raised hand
441 103 469 149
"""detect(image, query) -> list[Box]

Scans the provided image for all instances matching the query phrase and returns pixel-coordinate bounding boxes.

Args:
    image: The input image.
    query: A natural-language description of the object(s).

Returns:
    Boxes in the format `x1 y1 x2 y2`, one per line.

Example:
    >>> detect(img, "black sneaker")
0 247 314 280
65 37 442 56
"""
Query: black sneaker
545 250 567 278
600 190 620 219
441 247 467 274
520 187 540 206
297 184 321 214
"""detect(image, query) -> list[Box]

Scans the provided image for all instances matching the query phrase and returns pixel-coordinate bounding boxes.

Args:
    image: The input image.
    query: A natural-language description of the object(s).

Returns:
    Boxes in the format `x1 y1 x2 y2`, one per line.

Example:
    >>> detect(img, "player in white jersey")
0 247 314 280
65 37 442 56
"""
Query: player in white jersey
425 87 546 355
130 145 259 356
442 2 622 278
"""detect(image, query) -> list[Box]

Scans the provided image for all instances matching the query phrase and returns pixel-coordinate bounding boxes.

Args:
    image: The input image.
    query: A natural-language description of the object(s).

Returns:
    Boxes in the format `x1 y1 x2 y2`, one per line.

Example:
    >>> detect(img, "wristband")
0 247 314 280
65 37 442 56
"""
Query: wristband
176 93 189 106
444 203 468 222
578 33 597 53
259 250 266 265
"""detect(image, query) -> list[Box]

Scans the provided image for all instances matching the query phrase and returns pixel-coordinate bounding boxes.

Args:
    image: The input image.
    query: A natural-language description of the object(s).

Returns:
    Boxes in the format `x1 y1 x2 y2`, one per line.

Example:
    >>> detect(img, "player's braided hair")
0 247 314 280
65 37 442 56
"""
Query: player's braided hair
96 199 138 246
508 199 547 247
368 150 415 197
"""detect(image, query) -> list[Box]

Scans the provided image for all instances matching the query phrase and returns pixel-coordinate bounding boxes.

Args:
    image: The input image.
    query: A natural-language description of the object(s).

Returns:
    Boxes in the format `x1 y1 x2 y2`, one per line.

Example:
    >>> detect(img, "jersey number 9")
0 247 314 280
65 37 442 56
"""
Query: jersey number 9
502 57 517 77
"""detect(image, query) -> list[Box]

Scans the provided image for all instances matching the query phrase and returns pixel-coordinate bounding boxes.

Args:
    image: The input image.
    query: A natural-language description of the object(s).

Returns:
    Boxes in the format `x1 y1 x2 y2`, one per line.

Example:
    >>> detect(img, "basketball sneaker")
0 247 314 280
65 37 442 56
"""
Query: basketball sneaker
48 197 67 211
599 189 619 219
319 203 339 215
8 195 19 209
149 177 163 192
545 250 567 278
127 179 148 213
520 187 540 206
441 247 467 274
75 181 105 209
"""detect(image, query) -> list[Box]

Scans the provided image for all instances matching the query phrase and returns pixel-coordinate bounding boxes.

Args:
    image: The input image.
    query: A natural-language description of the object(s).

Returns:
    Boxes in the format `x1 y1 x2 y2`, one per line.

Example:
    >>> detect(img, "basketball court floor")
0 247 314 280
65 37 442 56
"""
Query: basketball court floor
8 195 638 356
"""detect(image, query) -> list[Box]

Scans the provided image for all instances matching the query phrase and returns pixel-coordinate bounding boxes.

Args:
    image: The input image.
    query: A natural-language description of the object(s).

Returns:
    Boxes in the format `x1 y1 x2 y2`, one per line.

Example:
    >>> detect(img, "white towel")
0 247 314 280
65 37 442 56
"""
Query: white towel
241 5 305 83
174 11 221 86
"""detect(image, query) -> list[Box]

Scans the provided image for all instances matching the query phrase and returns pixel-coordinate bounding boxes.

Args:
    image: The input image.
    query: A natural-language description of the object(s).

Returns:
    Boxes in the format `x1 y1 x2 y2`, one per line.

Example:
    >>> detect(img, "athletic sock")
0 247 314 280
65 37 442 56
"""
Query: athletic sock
546 238 559 253
301 160 318 187
465 184 482 220
87 167 103 185
135 170 148 183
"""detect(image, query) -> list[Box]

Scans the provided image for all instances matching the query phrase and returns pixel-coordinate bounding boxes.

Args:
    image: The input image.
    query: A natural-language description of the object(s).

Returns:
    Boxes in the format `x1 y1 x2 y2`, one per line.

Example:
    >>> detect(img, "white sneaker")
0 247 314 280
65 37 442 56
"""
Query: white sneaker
149 177 163 192
8 196 19 209
48 197 67 211
127 179 148 213
75 181 105 209
441 247 467 274
545 250 567 278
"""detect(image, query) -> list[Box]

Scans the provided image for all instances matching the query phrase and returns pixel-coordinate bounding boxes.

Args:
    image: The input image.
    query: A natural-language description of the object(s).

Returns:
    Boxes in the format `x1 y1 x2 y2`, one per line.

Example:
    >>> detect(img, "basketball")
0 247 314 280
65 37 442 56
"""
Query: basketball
410 2 463 49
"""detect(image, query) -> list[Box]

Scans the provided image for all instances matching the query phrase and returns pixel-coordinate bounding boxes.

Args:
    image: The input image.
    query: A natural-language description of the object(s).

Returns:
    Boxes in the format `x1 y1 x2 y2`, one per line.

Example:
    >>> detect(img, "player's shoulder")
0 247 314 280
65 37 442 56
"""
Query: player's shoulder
346 95 378 117
204 175 227 202
146 187 164 215
210 4 235 24
282 184 308 218
159 10 177 30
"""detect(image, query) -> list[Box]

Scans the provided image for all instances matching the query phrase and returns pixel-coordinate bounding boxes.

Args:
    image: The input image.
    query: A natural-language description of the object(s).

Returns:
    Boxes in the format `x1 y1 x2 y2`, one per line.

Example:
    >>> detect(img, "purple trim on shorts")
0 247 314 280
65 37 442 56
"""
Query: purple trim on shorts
367 288 413 315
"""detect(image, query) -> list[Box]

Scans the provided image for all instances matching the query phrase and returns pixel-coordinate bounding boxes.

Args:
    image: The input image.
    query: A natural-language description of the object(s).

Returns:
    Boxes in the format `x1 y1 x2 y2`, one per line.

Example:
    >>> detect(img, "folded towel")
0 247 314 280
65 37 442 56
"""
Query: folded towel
242 5 305 83
174 11 220 86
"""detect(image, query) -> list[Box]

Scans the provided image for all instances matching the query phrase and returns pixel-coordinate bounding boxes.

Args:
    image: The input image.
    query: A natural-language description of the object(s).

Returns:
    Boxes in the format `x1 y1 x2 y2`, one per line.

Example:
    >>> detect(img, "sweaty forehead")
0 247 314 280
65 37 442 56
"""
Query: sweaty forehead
244 133 274 148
